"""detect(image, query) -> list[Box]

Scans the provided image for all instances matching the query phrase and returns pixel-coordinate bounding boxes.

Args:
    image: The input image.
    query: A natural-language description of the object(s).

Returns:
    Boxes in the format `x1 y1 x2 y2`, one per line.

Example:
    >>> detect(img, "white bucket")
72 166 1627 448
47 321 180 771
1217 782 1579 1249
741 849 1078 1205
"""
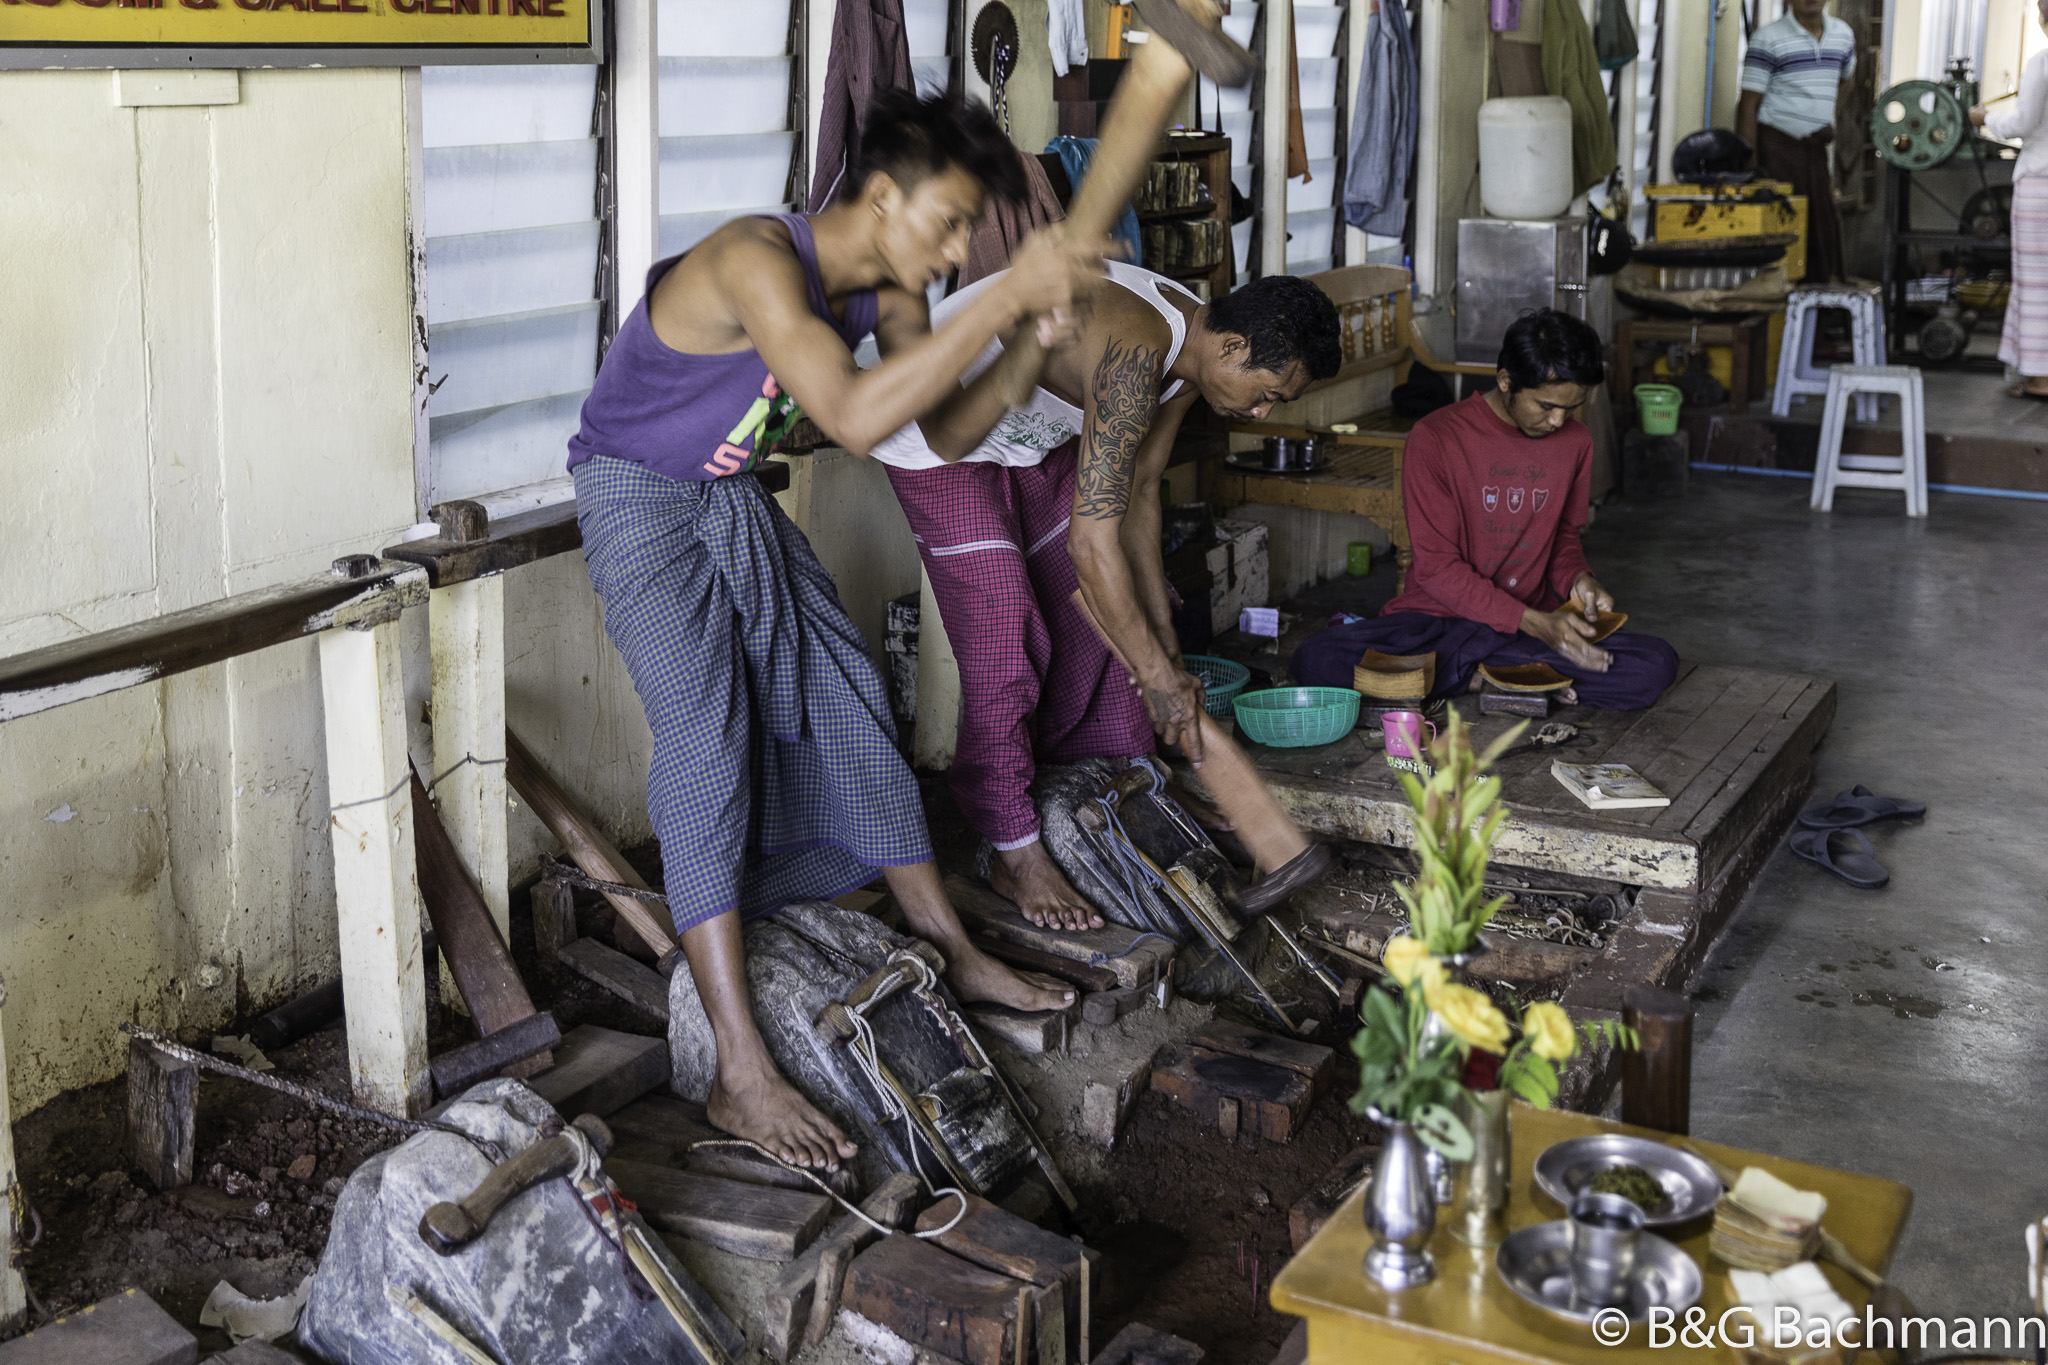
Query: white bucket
1478 96 1574 220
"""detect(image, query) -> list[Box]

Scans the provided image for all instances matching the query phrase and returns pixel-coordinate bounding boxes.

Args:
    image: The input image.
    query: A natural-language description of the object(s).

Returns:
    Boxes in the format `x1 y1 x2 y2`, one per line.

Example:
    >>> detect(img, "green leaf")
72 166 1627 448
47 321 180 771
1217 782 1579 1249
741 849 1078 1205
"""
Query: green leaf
1412 1104 1475 1160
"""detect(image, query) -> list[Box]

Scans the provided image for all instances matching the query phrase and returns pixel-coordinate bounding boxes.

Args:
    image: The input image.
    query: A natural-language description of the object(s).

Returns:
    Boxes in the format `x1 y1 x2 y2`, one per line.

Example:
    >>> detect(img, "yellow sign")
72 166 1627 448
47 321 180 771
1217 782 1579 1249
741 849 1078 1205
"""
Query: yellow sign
0 0 592 52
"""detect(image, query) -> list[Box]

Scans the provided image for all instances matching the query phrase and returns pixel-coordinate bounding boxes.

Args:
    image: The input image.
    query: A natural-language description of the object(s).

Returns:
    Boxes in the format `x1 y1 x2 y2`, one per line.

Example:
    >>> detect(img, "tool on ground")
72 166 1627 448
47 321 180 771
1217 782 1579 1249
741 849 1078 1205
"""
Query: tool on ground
996 0 1253 404
816 945 1078 1213
420 1113 616 1255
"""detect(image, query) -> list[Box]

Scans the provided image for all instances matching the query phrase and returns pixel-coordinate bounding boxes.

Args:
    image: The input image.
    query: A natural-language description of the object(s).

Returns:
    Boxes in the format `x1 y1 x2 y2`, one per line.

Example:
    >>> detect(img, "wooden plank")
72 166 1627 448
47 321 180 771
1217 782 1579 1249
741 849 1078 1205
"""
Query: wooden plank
1654 674 1820 833
428 1011 561 1100
427 575 510 949
1493 662 1700 809
1185 1022 1336 1094
762 1172 922 1361
1148 1045 1314 1142
0 1288 196 1365
606 1160 834 1261
977 940 1119 993
915 1195 1093 1363
525 1025 667 1119
410 769 546 1057
557 937 672 1021
604 1093 858 1197
1080 986 1147 1027
318 619 431 1117
0 559 425 724
1079 1049 1157 1149
0 999 22 1332
1681 679 1835 889
1624 669 1798 823
531 875 577 957
126 1040 197 1192
841 1233 1041 1365
967 1003 1075 1055
945 877 1176 990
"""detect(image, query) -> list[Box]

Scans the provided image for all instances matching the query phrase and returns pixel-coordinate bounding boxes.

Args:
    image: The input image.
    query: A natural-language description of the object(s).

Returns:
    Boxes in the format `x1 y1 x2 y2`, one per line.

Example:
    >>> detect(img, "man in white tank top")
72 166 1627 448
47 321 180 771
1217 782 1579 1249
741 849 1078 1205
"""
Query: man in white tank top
870 269 1343 929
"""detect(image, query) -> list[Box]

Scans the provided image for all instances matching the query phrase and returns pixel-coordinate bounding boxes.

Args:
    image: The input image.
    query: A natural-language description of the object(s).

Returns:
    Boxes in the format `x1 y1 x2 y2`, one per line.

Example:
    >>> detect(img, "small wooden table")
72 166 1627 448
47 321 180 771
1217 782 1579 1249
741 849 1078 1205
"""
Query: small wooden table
1270 1105 1912 1365
1612 314 1771 412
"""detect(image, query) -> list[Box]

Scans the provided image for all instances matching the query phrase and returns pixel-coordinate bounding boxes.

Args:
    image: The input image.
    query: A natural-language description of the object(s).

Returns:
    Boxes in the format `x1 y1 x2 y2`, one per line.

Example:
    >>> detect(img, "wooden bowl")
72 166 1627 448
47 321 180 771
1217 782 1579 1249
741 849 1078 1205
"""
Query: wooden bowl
1479 662 1573 693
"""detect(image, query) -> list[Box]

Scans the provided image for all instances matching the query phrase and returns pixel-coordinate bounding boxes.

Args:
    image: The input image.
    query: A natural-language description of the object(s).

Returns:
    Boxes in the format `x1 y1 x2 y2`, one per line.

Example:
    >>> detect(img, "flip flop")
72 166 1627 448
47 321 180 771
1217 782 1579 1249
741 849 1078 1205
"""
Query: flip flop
1790 827 1890 889
1797 784 1926 830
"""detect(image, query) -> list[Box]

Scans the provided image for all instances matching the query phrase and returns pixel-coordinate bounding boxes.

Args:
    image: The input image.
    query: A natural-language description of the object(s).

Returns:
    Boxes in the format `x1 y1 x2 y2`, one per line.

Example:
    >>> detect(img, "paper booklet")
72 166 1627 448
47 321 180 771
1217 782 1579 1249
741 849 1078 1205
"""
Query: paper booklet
1551 760 1671 810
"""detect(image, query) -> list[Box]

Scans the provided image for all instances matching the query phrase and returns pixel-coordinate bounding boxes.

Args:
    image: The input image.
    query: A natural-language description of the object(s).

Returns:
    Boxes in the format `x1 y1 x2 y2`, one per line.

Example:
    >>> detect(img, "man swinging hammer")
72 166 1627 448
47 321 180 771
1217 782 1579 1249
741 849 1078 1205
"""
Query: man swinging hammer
566 92 1100 1172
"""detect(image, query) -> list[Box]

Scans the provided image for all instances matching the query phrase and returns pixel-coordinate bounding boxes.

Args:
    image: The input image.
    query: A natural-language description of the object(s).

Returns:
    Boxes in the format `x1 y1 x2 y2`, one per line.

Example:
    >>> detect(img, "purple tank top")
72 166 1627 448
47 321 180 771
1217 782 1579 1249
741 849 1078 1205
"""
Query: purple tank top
566 214 878 482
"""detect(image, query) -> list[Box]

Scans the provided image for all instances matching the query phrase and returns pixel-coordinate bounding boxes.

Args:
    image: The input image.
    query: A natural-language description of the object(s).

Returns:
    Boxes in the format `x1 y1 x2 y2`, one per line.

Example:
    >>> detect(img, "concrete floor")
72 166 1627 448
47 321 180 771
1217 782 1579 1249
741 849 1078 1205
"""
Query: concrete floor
1750 365 2048 446
1587 472 2047 1320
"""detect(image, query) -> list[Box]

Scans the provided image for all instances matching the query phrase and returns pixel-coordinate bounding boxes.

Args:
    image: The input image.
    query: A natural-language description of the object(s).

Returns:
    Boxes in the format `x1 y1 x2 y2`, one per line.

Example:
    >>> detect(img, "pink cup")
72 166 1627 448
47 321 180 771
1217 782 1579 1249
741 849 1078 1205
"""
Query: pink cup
1382 710 1437 760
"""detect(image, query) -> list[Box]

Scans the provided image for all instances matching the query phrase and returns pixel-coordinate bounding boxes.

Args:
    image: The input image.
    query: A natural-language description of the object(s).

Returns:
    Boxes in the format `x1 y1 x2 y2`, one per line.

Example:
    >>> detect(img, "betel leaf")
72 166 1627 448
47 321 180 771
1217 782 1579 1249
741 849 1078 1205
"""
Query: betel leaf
1411 1103 1475 1160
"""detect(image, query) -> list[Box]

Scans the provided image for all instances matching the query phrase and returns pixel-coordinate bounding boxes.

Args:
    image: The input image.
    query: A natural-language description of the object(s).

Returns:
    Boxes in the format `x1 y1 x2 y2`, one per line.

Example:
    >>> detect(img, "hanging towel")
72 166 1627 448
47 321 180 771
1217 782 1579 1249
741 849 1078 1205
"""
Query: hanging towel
1047 0 1089 77
809 0 916 210
1286 13 1309 180
1593 0 1639 71
1343 0 1417 237
962 150 1066 286
1540 0 1618 197
1045 137 1144 267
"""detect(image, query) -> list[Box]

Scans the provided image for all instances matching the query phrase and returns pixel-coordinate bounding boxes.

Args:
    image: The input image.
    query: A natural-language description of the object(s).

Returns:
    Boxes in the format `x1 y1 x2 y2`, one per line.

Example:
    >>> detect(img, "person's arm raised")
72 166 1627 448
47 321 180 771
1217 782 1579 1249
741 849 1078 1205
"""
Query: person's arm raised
729 228 1088 457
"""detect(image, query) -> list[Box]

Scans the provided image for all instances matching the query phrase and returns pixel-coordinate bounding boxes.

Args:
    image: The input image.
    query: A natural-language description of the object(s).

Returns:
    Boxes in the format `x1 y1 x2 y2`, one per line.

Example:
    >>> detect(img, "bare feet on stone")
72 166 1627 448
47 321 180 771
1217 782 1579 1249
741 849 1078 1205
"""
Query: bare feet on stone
991 840 1103 931
707 1066 857 1172
945 944 1076 1014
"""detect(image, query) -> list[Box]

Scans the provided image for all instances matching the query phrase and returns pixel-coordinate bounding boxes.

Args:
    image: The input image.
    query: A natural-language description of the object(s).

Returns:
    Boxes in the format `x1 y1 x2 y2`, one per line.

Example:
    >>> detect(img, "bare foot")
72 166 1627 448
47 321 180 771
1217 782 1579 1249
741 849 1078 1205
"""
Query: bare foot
945 945 1076 1013
1559 685 1579 705
707 1066 858 1172
991 841 1102 931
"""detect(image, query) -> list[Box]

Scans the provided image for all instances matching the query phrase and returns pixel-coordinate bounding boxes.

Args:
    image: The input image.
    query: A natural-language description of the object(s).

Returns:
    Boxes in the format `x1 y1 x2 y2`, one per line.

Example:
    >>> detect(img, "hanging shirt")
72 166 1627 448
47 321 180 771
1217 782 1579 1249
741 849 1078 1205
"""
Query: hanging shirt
869 262 1197 471
1343 0 1418 237
1740 14 1857 140
1379 392 1593 634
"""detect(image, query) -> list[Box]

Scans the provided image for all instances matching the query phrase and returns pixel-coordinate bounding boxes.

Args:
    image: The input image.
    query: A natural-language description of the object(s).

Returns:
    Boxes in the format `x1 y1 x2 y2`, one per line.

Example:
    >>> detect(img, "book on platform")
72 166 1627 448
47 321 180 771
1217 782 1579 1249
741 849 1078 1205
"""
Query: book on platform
1551 760 1670 810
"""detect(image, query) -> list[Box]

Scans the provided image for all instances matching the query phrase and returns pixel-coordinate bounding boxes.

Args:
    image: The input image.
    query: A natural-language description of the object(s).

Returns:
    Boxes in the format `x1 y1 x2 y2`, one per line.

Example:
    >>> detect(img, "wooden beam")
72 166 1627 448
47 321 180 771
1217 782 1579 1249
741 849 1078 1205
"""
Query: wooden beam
557 937 672 1021
606 1160 834 1261
525 1024 668 1119
1621 985 1694 1135
428 1011 562 1101
0 995 24 1332
0 558 425 723
762 1173 922 1362
410 770 546 1065
1185 1022 1336 1095
841 1233 1050 1365
967 1003 1075 1055
531 874 578 958
945 877 1176 990
427 575 509 947
318 618 430 1117
126 1038 198 1192
915 1192 1100 1362
1148 1045 1314 1142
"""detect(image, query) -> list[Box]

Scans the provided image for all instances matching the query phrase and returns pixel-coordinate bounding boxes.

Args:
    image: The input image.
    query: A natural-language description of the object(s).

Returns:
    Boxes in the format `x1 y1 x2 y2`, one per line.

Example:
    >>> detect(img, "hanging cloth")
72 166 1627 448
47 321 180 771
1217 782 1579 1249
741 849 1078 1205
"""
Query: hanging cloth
1286 12 1309 180
1539 0 1618 197
1343 0 1418 236
1047 0 1088 77
808 0 916 211
961 151 1067 286
1045 137 1145 266
1593 0 1639 72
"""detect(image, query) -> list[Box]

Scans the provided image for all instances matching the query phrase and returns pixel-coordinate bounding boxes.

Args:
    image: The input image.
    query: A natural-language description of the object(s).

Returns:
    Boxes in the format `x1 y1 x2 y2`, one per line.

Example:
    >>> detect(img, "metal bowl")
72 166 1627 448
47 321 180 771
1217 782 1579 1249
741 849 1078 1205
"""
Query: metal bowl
1533 1135 1723 1227
1495 1220 1703 1325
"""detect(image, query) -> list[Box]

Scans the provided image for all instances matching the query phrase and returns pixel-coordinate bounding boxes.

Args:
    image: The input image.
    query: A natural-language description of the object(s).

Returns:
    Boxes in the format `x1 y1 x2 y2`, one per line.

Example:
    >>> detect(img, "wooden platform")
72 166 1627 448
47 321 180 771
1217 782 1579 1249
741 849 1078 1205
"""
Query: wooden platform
1240 662 1835 894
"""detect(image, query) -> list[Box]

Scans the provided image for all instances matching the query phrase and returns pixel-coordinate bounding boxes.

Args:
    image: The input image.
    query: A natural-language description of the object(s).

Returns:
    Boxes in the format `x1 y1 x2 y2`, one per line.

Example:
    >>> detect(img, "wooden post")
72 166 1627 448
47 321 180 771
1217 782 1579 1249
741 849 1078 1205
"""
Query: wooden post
532 874 578 958
1621 985 1693 1135
428 575 509 947
0 987 26 1333
126 1037 198 1191
319 616 431 1117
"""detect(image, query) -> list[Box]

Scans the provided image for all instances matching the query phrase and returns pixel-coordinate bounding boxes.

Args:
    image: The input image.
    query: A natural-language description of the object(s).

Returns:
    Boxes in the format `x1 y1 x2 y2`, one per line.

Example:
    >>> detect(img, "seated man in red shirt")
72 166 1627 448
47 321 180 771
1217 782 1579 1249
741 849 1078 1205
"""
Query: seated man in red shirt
1291 309 1678 709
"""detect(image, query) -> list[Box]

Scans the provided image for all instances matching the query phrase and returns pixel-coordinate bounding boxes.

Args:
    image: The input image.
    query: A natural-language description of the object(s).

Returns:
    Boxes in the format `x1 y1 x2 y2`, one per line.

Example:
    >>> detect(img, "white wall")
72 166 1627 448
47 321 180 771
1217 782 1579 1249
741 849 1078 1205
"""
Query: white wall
0 69 418 1113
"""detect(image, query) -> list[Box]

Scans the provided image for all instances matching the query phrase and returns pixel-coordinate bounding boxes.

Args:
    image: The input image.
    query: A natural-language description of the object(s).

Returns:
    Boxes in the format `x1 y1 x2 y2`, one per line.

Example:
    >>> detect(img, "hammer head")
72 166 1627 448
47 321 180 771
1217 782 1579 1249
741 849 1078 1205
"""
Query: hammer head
1132 0 1255 88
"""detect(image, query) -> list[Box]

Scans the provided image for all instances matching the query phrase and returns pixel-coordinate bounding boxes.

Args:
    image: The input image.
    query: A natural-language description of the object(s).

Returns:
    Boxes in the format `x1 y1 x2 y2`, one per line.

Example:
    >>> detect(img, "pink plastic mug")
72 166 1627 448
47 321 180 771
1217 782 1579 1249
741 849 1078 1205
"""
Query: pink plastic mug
1382 710 1438 760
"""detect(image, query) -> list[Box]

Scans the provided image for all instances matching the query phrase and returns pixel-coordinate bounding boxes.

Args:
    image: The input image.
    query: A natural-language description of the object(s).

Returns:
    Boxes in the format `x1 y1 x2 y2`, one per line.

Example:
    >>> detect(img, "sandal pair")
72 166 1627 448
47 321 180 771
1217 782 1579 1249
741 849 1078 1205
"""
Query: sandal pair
1797 784 1925 830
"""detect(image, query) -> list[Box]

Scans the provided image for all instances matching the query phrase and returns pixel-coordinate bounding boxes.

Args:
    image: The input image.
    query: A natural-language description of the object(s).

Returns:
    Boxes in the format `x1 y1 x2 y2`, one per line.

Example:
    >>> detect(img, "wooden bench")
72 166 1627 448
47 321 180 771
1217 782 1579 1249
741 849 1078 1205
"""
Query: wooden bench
1197 264 1494 586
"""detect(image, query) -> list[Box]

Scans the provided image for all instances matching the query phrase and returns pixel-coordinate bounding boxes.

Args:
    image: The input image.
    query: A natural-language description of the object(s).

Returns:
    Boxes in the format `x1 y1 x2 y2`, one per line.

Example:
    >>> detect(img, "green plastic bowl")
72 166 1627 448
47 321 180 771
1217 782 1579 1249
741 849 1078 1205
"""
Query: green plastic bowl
1232 686 1362 748
1185 654 1252 719
1634 383 1682 435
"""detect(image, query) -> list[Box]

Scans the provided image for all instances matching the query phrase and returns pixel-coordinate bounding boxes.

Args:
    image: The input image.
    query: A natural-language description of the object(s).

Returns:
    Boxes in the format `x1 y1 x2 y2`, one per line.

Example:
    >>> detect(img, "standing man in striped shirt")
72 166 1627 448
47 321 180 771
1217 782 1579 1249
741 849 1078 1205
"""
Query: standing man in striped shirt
1737 0 1858 282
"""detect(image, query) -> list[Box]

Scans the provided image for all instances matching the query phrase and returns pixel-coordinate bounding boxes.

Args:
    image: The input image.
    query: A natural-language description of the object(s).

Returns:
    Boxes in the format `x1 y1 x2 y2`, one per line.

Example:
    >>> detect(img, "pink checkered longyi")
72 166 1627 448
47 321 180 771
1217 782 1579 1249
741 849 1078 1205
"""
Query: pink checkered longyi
886 445 1155 847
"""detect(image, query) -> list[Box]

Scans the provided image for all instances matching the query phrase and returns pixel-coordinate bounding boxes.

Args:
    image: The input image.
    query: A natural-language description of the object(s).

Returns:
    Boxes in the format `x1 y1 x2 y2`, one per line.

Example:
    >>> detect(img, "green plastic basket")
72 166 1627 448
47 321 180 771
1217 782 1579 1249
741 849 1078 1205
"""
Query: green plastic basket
1185 654 1252 719
1634 383 1682 435
1232 686 1362 748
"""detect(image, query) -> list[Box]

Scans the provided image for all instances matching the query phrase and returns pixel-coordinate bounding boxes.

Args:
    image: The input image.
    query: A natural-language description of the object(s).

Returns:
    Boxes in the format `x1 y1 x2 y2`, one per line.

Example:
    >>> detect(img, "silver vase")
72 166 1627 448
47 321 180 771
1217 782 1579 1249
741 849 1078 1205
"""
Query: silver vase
1419 937 1491 1204
1447 1088 1511 1246
1362 1113 1437 1291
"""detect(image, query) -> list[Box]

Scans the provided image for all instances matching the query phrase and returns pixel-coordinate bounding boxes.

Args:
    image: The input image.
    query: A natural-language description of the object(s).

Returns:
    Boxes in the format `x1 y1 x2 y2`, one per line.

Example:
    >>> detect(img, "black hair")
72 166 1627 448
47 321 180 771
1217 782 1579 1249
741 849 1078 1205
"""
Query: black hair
1496 308 1605 391
1203 275 1343 381
849 89 1027 204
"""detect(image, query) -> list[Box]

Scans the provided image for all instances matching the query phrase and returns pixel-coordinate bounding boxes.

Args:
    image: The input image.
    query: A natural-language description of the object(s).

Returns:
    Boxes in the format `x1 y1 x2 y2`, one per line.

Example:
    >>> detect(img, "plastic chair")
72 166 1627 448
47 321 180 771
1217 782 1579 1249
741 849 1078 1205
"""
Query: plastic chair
1774 284 1886 422
1811 365 1926 517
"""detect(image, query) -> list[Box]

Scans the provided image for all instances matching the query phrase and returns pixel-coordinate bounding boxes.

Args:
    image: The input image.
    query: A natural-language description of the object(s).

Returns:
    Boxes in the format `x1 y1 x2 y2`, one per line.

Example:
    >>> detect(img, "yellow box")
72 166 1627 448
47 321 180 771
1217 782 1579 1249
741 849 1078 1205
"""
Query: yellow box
1649 181 1808 282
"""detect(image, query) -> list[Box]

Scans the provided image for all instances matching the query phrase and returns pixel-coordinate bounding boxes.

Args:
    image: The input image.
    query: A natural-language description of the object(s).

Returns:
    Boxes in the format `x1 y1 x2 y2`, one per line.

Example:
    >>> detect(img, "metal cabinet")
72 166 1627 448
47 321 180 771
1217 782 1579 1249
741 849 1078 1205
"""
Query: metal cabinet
1455 217 1611 364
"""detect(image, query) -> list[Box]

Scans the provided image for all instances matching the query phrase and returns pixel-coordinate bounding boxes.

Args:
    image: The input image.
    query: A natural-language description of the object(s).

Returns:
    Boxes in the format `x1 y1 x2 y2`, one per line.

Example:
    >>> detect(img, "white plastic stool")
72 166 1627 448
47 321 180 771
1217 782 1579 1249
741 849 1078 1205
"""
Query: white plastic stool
1774 284 1886 422
1811 365 1926 517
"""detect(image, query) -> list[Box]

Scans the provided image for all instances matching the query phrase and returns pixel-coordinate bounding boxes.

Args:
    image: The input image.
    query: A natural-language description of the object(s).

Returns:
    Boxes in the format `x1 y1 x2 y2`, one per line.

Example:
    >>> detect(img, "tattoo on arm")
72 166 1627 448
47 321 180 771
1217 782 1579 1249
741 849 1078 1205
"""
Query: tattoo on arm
1074 340 1162 521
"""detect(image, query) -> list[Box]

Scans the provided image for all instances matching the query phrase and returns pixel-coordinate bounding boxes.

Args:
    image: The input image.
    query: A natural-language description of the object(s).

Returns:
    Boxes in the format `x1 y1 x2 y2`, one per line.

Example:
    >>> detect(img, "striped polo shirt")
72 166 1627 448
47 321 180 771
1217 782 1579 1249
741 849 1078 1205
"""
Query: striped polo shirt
1741 14 1857 140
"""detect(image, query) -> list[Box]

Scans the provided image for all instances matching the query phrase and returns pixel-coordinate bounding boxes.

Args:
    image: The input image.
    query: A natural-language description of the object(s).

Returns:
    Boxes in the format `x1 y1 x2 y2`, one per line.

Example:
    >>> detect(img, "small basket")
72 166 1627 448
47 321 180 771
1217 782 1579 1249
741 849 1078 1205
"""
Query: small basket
1634 383 1683 435
1352 649 1436 703
1232 687 1362 748
1185 654 1252 719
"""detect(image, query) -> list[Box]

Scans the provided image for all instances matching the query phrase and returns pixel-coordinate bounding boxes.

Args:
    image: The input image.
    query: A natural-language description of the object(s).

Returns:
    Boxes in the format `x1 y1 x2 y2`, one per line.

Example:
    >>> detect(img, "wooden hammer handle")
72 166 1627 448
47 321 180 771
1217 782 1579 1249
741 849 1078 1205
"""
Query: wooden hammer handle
418 1115 614 1255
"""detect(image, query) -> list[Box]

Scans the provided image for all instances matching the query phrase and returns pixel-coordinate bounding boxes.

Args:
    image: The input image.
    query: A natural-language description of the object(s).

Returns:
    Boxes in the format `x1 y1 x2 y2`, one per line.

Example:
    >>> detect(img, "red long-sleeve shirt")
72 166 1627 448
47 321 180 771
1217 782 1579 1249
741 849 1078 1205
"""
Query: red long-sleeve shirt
1380 392 1593 634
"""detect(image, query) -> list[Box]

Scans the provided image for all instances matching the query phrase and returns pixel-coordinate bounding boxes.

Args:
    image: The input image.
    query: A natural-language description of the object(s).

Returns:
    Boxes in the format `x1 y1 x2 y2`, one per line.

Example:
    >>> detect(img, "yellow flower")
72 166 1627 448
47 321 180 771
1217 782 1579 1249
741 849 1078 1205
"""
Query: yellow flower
1523 1001 1576 1062
1381 935 1433 988
1430 982 1512 1053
